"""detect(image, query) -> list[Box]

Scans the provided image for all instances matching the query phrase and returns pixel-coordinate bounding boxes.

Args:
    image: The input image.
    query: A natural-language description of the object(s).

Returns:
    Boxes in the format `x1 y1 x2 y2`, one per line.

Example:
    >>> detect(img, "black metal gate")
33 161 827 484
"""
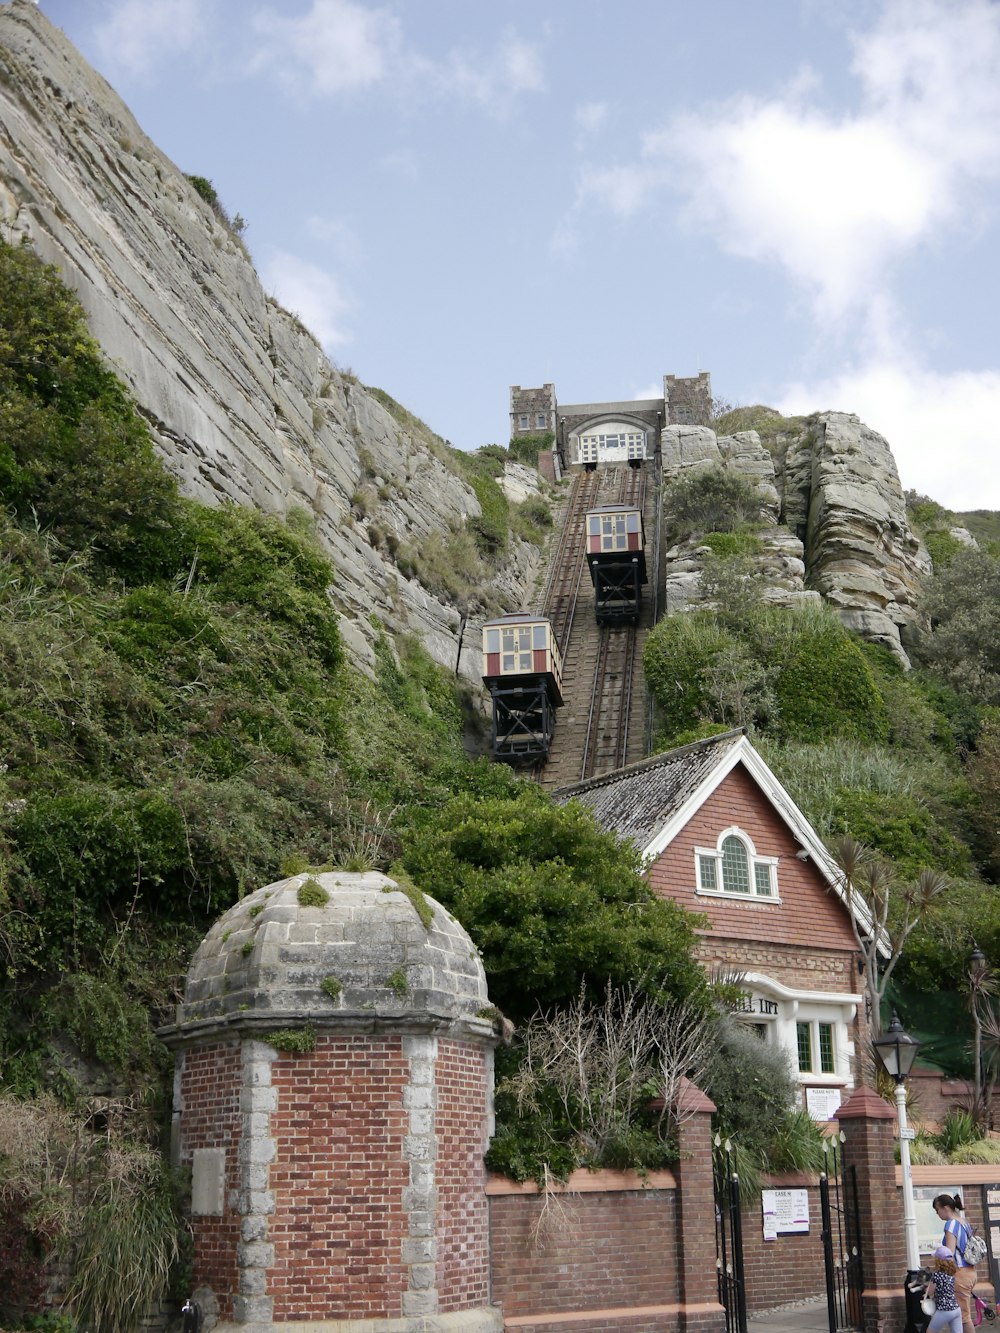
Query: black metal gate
819 1134 865 1333
714 1136 747 1333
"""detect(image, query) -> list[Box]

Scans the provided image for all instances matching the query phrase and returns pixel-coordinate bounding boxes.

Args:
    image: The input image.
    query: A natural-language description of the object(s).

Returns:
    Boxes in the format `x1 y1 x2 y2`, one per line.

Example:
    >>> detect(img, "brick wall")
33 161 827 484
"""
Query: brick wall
267 1034 410 1320
435 1039 492 1312
740 1177 827 1311
178 1042 243 1319
488 1173 680 1330
648 764 857 961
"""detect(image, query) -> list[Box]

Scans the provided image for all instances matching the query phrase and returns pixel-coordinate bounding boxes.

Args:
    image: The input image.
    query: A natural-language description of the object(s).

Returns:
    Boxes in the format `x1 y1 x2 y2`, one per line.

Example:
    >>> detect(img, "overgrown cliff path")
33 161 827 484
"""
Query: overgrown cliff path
535 460 663 789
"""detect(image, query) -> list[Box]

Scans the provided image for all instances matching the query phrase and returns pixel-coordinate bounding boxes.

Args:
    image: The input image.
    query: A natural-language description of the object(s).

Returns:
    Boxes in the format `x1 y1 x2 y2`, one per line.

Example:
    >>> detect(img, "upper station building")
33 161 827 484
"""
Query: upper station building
510 372 712 472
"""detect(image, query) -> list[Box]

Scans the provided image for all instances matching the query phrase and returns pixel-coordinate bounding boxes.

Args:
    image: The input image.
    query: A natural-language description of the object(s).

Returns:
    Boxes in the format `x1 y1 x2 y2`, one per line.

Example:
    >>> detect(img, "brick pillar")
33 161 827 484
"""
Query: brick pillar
674 1077 726 1333
837 1085 906 1333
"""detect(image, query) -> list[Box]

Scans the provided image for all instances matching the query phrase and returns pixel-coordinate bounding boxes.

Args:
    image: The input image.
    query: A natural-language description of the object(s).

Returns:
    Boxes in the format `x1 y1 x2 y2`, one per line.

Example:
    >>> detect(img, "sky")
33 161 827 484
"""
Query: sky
32 0 1000 511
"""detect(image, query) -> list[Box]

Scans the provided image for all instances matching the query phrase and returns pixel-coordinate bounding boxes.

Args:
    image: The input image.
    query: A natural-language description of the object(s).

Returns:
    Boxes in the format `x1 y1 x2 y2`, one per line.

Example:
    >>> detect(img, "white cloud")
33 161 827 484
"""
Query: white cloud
93 0 206 76
250 0 400 96
776 360 1000 510
261 251 352 350
247 3 544 113
304 215 362 264
575 101 608 137
574 0 1000 317
439 31 545 113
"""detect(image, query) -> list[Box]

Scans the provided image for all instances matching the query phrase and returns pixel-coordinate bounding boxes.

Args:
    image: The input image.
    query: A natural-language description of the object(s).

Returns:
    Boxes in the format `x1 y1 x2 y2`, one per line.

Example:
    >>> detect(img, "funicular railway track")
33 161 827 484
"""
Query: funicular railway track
578 466 646 780
537 463 654 788
538 468 600 645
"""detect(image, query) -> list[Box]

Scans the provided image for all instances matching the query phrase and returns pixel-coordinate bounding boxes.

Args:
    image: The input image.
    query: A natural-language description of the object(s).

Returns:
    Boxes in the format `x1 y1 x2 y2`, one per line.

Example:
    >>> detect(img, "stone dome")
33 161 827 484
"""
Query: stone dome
167 870 492 1040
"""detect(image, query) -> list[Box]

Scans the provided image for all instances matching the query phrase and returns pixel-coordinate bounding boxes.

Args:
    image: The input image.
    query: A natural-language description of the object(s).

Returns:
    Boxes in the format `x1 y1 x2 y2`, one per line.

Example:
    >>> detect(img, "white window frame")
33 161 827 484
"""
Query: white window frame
694 826 779 901
796 1019 836 1076
535 412 546 429
736 973 860 1105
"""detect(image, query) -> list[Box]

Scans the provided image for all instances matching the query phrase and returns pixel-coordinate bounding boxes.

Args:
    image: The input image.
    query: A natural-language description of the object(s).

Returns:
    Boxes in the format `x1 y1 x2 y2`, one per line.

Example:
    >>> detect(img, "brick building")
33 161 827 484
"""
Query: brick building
160 870 503 1333
556 729 869 1116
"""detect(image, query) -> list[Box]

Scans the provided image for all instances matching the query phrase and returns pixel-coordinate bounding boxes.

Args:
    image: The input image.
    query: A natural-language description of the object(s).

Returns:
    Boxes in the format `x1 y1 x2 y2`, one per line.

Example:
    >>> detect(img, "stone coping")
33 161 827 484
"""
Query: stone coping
486 1168 677 1195
158 1009 497 1048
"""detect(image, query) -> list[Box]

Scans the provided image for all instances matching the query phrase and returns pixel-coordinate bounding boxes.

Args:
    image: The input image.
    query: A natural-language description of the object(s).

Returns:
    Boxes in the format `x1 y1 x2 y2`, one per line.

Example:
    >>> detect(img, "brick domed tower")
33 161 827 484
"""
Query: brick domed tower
161 870 502 1333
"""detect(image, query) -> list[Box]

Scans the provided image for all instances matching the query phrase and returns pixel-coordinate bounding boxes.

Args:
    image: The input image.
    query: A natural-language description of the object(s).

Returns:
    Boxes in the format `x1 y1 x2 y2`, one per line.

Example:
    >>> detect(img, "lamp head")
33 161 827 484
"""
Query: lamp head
872 1011 920 1084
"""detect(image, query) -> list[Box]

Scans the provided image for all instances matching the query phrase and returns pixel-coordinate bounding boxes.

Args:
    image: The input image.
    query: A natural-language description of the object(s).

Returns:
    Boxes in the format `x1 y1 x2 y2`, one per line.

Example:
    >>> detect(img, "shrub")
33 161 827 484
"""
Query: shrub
701 530 764 558
508 430 554 467
400 783 707 1020
298 878 330 907
759 605 890 745
643 613 741 742
663 466 768 538
829 790 973 879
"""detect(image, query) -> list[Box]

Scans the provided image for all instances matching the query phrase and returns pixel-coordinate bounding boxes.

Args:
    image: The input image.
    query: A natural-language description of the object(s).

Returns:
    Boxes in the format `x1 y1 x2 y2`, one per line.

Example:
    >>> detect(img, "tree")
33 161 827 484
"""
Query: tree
830 834 949 1035
917 547 1000 705
489 980 716 1182
399 784 708 1021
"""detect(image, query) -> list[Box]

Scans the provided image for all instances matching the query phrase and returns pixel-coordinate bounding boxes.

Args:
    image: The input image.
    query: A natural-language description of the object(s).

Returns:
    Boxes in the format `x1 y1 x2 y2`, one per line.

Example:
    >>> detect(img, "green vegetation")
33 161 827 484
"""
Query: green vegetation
386 968 409 997
508 429 554 467
663 465 770 539
298 878 331 907
644 600 888 745
185 174 246 239
400 783 707 1022
321 975 343 1001
267 1026 317 1054
711 403 807 455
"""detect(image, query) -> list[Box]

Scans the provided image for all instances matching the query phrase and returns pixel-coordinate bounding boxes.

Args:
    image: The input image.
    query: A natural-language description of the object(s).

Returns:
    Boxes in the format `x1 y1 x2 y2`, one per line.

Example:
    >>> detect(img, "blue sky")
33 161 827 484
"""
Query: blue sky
34 0 1000 510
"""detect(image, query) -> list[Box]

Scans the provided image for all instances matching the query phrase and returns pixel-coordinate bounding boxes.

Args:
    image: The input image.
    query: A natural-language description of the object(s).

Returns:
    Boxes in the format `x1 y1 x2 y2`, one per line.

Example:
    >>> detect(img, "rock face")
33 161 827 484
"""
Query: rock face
660 414 930 663
0 1 537 681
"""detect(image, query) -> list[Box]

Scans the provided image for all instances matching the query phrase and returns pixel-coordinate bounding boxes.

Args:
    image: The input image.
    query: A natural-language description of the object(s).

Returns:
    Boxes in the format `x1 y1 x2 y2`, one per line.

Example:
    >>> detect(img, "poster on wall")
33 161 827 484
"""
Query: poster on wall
762 1188 810 1241
805 1087 844 1121
913 1185 961 1255
980 1184 1000 1304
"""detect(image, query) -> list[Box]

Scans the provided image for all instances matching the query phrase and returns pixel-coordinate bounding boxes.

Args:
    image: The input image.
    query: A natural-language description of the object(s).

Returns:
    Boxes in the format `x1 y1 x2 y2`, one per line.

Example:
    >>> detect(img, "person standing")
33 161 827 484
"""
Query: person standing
924 1247 963 1333
933 1194 977 1333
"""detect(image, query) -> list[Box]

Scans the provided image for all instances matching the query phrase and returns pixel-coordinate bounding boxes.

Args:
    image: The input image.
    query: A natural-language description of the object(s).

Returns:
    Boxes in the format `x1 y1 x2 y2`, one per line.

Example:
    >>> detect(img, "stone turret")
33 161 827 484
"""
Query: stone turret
161 870 502 1333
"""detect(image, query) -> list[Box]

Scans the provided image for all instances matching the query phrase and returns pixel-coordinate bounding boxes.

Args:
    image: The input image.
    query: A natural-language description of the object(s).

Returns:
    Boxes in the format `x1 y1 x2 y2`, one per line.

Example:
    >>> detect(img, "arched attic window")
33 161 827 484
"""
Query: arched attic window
695 827 778 899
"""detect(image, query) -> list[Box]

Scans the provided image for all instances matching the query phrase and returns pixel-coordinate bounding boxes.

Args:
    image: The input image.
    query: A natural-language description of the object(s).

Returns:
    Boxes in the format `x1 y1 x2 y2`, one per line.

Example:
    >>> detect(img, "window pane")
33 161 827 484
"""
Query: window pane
486 629 499 653
796 1023 812 1072
698 855 717 890
754 863 773 897
532 624 547 650
721 837 751 893
818 1024 834 1073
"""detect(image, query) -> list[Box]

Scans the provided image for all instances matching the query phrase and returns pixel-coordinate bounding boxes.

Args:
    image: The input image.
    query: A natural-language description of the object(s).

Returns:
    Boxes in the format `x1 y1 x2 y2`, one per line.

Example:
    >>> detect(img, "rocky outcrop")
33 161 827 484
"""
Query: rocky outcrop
780 412 930 661
660 414 930 664
0 1 538 681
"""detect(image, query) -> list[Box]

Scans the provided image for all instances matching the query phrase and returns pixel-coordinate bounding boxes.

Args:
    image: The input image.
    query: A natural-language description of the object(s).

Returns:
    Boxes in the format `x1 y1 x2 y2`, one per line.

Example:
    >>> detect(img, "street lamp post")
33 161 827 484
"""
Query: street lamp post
873 1012 922 1333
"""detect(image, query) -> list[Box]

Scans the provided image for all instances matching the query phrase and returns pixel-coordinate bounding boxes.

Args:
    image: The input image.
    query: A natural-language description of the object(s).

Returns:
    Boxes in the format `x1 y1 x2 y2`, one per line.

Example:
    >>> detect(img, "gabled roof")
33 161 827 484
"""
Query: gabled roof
554 728 886 954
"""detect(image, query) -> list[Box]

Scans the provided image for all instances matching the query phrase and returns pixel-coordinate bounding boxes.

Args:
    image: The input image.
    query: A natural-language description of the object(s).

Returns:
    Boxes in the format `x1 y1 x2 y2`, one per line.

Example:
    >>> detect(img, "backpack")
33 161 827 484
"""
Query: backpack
963 1224 989 1266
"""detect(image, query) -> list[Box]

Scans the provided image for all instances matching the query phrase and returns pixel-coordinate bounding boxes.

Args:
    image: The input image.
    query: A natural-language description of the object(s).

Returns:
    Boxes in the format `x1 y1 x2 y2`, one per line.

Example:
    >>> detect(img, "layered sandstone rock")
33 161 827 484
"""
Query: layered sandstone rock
661 413 929 663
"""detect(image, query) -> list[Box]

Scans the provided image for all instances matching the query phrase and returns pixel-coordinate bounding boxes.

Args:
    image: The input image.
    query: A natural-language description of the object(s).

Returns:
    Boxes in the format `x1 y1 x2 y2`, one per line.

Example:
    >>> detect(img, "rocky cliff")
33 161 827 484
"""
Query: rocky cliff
0 1 539 680
660 414 930 663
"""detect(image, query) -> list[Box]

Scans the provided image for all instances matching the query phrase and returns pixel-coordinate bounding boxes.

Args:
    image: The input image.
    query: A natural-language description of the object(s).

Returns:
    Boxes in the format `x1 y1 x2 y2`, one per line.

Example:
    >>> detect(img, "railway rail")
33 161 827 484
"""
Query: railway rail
536 463 657 788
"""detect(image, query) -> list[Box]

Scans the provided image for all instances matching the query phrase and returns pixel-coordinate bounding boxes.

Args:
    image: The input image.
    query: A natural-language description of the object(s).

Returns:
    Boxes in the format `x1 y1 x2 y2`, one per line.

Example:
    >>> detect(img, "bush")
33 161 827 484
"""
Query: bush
664 466 769 538
400 783 707 1020
643 614 741 742
762 605 889 745
508 430 554 467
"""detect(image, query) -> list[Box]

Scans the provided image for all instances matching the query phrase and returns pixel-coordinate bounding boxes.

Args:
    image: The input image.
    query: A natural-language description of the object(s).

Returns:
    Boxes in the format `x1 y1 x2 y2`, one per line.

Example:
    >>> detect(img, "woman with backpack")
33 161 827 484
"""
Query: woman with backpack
933 1193 978 1333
